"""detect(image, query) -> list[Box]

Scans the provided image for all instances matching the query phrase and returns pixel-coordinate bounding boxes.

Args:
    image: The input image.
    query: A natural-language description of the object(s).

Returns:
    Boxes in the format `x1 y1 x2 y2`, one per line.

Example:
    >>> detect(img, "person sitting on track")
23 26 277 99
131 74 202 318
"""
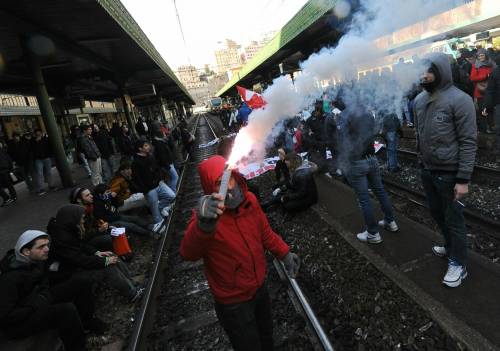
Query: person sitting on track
262 152 318 213
180 155 300 351
110 160 149 213
132 139 176 232
70 186 113 252
47 204 144 303
0 230 106 351
93 183 153 237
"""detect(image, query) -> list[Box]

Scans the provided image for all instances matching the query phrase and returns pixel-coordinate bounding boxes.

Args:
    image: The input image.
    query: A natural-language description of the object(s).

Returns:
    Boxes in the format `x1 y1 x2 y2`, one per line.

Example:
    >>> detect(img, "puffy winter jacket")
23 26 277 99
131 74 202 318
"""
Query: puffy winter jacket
414 52 477 182
78 135 101 161
180 156 289 304
0 250 51 328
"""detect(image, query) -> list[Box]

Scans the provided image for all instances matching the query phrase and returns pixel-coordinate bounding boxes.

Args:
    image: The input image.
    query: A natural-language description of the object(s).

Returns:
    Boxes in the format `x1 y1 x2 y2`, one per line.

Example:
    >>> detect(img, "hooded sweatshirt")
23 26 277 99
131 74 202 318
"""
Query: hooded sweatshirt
180 155 289 304
414 52 477 182
470 49 495 99
48 204 106 273
0 231 51 328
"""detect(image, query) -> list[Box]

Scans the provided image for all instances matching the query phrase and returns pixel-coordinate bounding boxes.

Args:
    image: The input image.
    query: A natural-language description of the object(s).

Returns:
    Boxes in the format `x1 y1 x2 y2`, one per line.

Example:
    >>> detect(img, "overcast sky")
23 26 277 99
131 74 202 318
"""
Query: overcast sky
121 0 309 72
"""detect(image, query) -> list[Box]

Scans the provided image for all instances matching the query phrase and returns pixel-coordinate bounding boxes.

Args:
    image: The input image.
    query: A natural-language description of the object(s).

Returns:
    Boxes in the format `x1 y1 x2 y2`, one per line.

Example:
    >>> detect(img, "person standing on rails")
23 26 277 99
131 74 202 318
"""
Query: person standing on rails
180 155 300 351
415 52 477 288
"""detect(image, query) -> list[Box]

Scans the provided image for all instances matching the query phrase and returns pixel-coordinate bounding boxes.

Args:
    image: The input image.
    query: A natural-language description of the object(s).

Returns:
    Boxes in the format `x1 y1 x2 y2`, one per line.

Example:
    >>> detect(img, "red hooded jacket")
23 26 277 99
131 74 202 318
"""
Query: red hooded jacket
470 63 493 99
180 155 289 304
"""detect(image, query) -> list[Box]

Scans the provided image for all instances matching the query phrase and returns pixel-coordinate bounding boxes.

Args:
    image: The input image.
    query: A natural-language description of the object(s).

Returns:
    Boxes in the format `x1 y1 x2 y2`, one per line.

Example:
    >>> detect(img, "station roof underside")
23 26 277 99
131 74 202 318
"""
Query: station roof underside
0 0 194 106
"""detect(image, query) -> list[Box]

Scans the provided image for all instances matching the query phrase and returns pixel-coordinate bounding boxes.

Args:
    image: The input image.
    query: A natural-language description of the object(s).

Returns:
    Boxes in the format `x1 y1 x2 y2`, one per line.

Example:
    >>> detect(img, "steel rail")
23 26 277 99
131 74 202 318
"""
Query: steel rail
128 115 200 351
383 177 500 234
396 149 500 183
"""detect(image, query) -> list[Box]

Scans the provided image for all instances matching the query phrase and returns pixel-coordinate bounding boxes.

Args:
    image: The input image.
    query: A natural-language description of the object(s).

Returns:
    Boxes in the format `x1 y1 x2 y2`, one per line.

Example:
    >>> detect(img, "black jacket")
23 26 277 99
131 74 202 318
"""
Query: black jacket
78 135 101 161
283 165 318 209
93 194 121 223
117 133 135 157
31 136 52 160
47 206 106 274
0 148 13 173
132 153 162 193
0 250 52 328
152 137 174 168
484 66 500 111
342 107 376 163
8 138 33 166
274 160 290 188
93 130 114 159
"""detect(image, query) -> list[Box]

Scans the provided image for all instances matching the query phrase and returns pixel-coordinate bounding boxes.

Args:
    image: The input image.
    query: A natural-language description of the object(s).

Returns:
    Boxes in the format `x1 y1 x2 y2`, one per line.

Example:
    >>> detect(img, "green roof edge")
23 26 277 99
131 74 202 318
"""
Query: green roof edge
216 0 337 96
97 0 195 104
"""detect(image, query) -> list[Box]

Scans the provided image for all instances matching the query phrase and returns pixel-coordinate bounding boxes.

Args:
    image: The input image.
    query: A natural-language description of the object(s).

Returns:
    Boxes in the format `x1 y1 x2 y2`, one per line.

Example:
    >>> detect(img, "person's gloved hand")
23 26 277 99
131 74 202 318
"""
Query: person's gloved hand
197 193 224 233
281 252 300 278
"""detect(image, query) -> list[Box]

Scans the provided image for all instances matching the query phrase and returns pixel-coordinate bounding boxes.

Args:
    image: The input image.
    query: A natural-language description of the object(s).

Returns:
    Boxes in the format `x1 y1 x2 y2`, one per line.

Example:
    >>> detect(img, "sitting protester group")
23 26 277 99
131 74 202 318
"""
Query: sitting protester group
0 120 184 350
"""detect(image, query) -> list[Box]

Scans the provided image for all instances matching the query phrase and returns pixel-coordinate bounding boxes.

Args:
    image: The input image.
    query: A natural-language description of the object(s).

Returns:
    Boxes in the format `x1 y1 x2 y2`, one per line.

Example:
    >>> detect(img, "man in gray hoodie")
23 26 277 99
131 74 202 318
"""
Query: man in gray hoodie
414 52 477 288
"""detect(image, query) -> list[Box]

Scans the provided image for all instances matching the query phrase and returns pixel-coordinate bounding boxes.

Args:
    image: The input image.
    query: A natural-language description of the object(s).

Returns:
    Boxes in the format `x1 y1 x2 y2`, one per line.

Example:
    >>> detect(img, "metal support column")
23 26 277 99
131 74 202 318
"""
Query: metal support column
157 97 166 122
24 41 74 187
121 95 136 135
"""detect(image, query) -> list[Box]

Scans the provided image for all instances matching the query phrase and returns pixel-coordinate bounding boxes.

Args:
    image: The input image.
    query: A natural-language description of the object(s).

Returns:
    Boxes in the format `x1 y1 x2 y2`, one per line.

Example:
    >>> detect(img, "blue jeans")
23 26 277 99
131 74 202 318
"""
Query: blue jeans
386 131 399 171
146 181 176 223
34 158 53 192
101 157 114 183
421 170 467 266
347 157 395 234
163 164 179 192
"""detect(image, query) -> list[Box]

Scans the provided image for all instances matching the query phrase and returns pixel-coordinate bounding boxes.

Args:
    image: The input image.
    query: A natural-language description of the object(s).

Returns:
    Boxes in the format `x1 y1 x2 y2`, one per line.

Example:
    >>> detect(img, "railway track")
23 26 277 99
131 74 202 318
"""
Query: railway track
396 148 500 183
127 114 333 351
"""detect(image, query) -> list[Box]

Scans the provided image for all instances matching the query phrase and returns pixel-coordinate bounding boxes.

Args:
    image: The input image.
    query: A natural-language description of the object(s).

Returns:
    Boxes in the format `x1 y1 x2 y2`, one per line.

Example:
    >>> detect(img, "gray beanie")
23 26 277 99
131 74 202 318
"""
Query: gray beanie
15 230 49 263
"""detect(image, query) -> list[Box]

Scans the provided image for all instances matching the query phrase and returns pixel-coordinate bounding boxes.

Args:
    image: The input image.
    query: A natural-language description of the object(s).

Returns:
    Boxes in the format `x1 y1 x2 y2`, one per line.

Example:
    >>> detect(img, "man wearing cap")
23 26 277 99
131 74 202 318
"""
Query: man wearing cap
180 155 300 351
0 230 104 350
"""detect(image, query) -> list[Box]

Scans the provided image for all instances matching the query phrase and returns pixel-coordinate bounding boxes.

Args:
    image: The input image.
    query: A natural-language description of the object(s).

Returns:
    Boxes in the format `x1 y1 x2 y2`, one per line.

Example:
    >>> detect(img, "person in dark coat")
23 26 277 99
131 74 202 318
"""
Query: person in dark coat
8 132 35 193
0 230 104 350
132 139 176 229
0 141 16 205
135 117 149 138
381 109 402 172
151 124 178 192
92 183 152 237
117 125 135 160
341 103 398 244
31 129 54 195
93 124 115 183
47 204 143 301
78 125 103 186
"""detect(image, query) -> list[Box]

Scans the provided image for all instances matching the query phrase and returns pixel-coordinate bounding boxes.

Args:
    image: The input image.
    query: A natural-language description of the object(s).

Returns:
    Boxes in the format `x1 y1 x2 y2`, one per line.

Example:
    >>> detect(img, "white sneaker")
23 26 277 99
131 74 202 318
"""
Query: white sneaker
377 219 399 232
151 221 163 233
161 204 173 218
432 246 447 258
356 231 382 244
443 263 467 288
336 169 343 176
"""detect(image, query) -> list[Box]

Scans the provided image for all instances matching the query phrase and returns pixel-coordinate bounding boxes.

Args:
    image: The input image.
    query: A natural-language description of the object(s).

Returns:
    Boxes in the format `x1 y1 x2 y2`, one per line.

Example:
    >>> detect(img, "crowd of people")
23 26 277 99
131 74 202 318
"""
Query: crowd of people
0 46 498 350
0 116 197 350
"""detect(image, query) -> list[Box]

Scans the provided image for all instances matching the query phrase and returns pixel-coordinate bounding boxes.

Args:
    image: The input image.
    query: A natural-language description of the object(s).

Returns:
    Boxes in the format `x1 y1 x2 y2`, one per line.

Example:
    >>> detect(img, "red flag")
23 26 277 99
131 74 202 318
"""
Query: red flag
236 85 266 109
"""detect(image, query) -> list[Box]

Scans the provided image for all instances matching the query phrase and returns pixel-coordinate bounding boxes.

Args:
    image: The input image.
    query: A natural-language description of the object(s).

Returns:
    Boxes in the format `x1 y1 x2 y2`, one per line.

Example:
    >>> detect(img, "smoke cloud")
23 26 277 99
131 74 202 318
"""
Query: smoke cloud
228 0 468 165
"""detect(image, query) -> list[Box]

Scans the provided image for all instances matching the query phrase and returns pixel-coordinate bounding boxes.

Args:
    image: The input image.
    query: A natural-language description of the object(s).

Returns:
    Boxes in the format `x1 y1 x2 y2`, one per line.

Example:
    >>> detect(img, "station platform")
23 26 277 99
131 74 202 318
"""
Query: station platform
314 175 500 351
0 166 91 259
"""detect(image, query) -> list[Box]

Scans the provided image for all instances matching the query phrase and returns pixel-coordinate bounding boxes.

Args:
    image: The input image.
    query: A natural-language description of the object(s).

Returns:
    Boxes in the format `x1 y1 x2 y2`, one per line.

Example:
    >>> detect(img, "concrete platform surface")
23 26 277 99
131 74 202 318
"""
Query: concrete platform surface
315 175 500 351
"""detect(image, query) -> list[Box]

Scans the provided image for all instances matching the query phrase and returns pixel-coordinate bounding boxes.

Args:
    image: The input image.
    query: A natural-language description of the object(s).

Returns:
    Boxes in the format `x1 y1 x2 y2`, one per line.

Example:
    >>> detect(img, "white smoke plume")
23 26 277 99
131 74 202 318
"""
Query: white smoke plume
228 0 468 166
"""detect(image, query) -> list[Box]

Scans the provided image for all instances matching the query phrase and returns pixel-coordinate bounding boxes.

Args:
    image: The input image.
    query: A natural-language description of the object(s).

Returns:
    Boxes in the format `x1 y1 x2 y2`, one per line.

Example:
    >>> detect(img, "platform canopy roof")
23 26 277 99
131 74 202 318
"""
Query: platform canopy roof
0 0 194 106
216 0 346 97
